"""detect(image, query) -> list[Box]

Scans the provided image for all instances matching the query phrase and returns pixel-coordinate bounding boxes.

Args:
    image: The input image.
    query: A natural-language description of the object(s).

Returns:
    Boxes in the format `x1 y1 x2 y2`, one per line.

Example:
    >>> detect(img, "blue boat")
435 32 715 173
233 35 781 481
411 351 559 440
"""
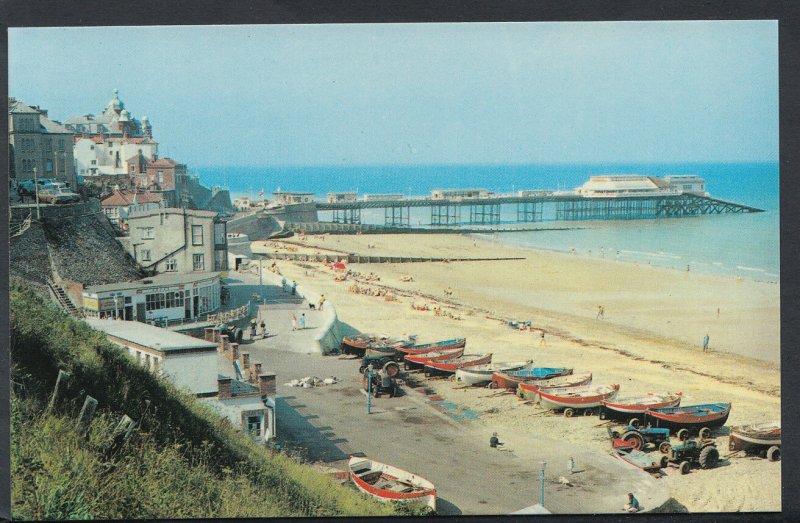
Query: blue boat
491 367 573 390
644 403 731 434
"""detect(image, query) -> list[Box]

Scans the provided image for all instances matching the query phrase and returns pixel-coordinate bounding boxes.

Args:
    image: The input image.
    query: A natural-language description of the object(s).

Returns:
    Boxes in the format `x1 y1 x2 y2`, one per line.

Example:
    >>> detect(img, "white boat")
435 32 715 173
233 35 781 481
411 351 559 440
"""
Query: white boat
348 456 436 511
455 360 533 386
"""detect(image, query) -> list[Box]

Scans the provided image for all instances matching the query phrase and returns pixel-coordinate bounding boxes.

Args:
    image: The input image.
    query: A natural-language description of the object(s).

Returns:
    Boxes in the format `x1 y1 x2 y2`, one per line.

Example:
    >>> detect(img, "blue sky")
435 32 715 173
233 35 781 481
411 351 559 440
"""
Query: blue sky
9 21 778 167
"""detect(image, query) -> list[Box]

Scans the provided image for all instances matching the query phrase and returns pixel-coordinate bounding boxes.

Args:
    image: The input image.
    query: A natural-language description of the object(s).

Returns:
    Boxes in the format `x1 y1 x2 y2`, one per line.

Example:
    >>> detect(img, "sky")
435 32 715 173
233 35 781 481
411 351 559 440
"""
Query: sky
9 21 778 167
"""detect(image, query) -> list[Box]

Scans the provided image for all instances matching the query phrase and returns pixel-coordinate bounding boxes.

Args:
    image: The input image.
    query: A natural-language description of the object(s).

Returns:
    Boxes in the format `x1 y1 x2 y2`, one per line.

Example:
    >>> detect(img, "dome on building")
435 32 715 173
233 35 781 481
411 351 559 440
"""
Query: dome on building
104 88 125 114
119 109 131 122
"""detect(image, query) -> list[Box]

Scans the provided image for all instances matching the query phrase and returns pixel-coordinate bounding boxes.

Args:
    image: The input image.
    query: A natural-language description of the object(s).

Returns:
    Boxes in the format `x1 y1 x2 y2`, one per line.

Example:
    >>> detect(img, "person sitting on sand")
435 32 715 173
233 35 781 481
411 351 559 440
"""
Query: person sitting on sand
623 493 640 512
489 432 503 448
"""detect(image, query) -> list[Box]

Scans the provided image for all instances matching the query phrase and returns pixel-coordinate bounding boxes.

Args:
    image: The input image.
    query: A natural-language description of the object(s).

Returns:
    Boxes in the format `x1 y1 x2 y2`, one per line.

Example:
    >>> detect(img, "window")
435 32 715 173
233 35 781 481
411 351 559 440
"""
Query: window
46 160 53 173
193 253 205 271
214 222 226 246
165 291 184 309
157 171 164 184
58 139 65 152
246 415 262 436
136 351 142 365
145 292 167 311
91 159 96 165
138 227 155 240
141 249 151 262
145 354 151 370
152 357 160 373
90 145 95 150
165 258 177 272
214 250 227 271
192 225 204 245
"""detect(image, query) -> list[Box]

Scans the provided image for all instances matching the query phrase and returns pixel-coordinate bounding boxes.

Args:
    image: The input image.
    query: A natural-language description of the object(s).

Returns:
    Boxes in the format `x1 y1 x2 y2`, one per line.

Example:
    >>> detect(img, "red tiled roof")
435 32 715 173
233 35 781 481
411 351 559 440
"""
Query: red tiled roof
101 190 163 207
148 157 179 167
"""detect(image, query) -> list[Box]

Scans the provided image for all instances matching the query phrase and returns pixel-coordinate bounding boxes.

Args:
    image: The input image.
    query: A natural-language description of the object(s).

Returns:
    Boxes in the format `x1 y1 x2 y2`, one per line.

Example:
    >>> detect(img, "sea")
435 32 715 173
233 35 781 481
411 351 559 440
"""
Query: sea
195 162 780 283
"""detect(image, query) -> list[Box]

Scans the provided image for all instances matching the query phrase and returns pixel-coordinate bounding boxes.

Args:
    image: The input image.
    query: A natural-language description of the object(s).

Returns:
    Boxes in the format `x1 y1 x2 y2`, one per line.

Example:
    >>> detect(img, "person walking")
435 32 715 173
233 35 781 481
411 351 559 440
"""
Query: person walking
260 319 267 339
291 313 298 331
540 330 546 346
291 280 297 295
281 277 287 292
703 333 710 352
249 321 257 341
567 457 575 475
298 313 306 330
623 493 640 512
318 294 326 311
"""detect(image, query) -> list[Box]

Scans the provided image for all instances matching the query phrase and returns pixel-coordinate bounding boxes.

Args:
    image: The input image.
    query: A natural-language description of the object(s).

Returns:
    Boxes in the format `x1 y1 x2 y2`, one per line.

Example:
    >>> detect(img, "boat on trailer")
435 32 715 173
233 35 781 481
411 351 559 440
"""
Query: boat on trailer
424 353 493 376
404 347 465 370
517 372 593 400
490 368 573 391
729 421 781 458
455 360 532 386
610 439 664 472
644 403 731 434
537 384 620 415
348 456 436 511
599 392 683 422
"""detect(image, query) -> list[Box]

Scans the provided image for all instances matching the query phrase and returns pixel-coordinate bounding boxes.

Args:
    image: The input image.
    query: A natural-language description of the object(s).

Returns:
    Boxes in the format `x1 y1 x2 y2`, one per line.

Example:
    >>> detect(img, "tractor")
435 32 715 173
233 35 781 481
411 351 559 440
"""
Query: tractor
661 438 720 474
359 354 401 378
609 425 672 453
362 366 399 398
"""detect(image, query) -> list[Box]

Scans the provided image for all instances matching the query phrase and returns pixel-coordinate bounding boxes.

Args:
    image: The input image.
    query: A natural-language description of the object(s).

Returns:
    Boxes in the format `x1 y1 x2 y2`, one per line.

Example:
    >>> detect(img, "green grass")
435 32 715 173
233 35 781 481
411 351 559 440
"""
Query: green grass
10 279 398 519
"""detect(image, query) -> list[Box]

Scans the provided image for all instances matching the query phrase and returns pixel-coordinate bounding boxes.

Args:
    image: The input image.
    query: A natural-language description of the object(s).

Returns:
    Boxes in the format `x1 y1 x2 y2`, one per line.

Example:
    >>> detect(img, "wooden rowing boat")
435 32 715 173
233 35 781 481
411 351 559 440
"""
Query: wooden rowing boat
610 439 664 472
490 368 573 391
369 338 466 359
342 334 413 356
517 372 593 400
455 360 532 386
404 347 465 370
424 353 493 376
728 421 781 452
537 384 620 412
644 403 731 433
348 456 436 511
599 392 683 421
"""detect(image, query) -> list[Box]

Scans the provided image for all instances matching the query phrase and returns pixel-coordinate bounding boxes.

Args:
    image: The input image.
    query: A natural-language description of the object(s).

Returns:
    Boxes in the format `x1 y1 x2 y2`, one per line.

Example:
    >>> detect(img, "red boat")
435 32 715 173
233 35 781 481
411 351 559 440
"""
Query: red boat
404 347 465 370
490 367 573 391
348 456 436 511
599 392 683 422
423 354 492 376
644 403 731 434
537 384 620 415
517 372 593 400
396 338 466 356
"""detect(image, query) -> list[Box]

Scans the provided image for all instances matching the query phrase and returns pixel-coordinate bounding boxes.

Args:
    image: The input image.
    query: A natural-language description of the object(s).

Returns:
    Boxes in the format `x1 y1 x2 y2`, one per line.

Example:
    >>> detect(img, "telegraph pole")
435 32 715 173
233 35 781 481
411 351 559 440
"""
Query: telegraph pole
33 165 41 220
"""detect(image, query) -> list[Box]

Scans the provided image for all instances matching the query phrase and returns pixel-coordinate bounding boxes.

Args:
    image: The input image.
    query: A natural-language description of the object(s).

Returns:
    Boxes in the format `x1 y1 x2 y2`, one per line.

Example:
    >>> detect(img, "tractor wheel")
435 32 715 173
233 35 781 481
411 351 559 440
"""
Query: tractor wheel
767 446 781 462
358 366 366 374
699 445 719 469
629 418 640 429
611 430 621 439
660 456 669 469
564 408 575 418
622 432 645 450
677 429 690 442
679 461 691 475
699 427 712 440
583 408 594 416
659 441 672 454
488 382 498 389
383 362 400 378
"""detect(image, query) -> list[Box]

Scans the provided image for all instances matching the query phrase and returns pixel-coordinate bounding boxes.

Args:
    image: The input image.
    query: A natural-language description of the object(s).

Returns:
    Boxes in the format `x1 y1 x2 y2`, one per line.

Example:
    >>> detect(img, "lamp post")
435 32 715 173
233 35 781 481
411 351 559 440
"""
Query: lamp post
33 164 41 220
366 367 373 414
539 461 546 507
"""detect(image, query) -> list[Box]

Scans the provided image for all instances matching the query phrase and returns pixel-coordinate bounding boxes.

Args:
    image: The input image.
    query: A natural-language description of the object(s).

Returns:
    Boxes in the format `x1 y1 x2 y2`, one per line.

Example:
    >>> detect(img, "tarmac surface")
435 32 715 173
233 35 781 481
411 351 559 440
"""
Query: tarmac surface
219 274 671 515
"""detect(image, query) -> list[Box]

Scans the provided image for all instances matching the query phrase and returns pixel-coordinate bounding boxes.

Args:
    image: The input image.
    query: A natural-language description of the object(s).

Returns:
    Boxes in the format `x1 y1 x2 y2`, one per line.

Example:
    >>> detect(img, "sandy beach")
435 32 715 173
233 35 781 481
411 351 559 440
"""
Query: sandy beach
252 232 781 512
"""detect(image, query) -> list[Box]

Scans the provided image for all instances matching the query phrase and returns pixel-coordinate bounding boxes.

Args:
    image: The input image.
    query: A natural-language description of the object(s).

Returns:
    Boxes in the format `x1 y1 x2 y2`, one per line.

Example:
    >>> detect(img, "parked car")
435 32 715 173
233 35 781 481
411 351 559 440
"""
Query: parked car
38 183 81 204
18 178 58 197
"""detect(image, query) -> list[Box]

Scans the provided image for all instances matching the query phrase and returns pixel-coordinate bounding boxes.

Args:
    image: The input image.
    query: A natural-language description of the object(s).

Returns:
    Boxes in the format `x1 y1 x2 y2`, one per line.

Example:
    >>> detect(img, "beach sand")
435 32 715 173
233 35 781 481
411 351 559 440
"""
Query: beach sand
252 232 781 512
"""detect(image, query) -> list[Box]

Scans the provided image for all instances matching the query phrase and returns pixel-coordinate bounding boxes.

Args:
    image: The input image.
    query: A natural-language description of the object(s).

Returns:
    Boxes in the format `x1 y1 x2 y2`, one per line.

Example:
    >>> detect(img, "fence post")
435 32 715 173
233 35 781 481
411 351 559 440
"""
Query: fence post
47 370 69 413
77 395 98 434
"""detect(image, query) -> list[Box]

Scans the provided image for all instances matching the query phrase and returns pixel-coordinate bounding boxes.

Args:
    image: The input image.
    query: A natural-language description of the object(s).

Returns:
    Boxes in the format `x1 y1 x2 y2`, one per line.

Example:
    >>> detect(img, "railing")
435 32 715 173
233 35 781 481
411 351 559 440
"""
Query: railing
10 213 32 237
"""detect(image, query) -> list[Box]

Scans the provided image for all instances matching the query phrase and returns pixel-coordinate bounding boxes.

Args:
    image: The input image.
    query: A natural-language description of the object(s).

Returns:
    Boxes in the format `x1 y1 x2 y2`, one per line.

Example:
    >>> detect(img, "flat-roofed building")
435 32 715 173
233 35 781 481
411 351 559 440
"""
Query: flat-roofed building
203 373 277 442
272 191 315 205
363 193 404 201
85 318 219 395
82 272 221 323
326 192 358 203
575 175 680 198
431 189 490 200
663 175 708 196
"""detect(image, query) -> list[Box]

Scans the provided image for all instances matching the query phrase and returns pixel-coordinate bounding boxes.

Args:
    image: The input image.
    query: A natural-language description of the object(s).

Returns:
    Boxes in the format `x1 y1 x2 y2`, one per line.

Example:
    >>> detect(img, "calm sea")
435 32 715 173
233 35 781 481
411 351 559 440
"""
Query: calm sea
196 162 779 282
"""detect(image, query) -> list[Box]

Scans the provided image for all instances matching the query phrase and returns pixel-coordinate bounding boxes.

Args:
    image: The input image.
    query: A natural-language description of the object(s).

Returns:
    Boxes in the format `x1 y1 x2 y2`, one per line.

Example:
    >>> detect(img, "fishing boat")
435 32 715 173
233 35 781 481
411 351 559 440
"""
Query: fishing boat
644 403 731 433
364 338 417 358
342 334 414 357
517 372 593 400
610 439 664 472
348 456 436 511
396 338 467 356
537 384 620 414
424 353 493 376
729 421 781 454
490 368 573 391
404 347 465 370
599 392 683 422
454 360 532 386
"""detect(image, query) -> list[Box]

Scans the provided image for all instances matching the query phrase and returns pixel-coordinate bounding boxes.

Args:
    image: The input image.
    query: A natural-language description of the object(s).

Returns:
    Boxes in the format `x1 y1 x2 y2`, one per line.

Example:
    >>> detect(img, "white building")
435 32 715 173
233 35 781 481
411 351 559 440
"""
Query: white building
327 192 358 203
575 175 681 198
123 207 228 274
85 318 219 395
204 374 277 442
82 272 222 323
663 175 708 196
431 189 490 200
363 193 404 201
272 191 315 205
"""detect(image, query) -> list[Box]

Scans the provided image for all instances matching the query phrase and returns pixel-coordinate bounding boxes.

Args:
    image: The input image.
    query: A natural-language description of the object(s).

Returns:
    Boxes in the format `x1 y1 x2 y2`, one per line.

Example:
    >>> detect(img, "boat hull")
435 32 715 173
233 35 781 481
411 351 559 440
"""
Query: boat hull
397 338 467 356
348 457 436 511
599 394 683 421
517 372 593 400
610 440 662 472
455 361 531 386
644 403 731 433
538 384 620 411
424 354 492 376
404 347 465 370
491 368 573 391
728 422 781 452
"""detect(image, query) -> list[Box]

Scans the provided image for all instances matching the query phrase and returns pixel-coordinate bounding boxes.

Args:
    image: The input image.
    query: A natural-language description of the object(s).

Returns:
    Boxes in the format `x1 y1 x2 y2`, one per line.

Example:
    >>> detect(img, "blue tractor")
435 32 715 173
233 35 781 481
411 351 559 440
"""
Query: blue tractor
609 425 673 453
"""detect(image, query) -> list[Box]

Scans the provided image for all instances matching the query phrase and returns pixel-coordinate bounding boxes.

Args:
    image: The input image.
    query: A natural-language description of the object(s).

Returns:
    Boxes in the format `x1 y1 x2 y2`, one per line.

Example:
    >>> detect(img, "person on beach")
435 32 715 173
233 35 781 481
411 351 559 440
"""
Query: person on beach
250 321 257 341
260 319 267 339
489 432 503 448
299 313 306 330
596 305 604 320
716 307 720 319
540 330 546 346
623 493 640 512
568 457 575 474
281 277 287 292
291 313 298 331
318 294 326 311
291 280 297 295
703 333 710 352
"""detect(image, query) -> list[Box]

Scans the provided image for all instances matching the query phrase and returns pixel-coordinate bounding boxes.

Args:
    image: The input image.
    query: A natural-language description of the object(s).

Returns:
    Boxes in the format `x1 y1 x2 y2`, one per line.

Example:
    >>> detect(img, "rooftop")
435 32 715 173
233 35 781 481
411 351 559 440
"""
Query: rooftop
85 318 218 352
85 271 220 293
127 207 219 219
101 190 164 207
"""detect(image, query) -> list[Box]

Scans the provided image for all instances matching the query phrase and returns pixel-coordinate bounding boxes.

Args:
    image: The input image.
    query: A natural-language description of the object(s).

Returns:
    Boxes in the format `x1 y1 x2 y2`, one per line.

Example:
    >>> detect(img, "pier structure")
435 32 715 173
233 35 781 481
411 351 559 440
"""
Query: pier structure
315 192 763 227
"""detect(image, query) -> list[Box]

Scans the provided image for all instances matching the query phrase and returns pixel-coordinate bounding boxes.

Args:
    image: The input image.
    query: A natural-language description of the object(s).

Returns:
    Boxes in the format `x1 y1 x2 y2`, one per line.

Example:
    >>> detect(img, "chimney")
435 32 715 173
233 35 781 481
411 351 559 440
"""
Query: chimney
241 352 250 370
254 362 262 376
218 376 232 399
231 343 239 361
258 373 276 398
204 327 215 343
